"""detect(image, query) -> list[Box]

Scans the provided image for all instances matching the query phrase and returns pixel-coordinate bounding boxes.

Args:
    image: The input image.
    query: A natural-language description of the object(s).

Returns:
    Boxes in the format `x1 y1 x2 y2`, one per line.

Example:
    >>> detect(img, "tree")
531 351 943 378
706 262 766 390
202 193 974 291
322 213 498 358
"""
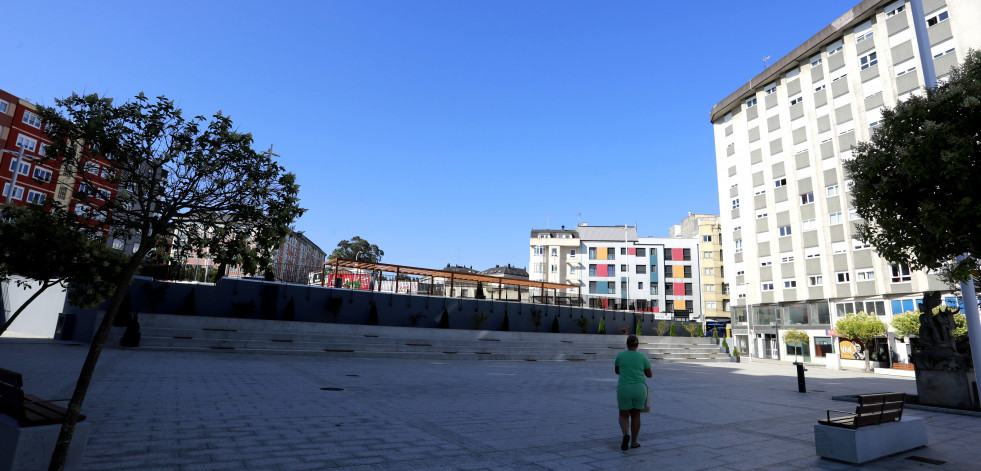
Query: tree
38 93 304 470
329 236 383 262
0 202 125 336
782 329 809 363
835 312 887 373
844 49 981 283
891 311 922 339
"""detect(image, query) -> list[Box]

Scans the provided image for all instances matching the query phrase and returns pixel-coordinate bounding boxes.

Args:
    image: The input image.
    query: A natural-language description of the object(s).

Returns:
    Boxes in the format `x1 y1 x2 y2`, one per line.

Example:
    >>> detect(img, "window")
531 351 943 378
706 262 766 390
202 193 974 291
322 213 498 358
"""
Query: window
802 218 817 232
683 249 691 261
57 186 68 200
853 239 871 250
84 162 101 175
704 268 715 276
926 10 948 27
97 188 111 201
731 198 740 209
762 282 774 291
849 208 861 221
636 265 646 274
550 248 557 256
826 184 840 197
774 178 787 187
0 100 9 113
756 210 768 219
800 192 814 204
635 248 645 257
856 269 875 281
828 44 843 55
538 233 549 238
734 239 743 253
569 265 576 275
650 285 658 295
790 96 803 106
33 167 52 183
811 56 823 67
607 266 615 277
637 282 643 290
706 301 717 310
781 254 794 263
765 84 777 95
9 159 30 176
705 284 716 292
703 251 714 259
859 52 878 70
805 247 821 259
15 135 38 152
778 225 792 237
754 188 766 196
886 4 904 18
684 265 692 278
569 249 576 257
829 212 843 225
836 272 850 283
665 250 673 261
784 280 797 288
808 275 823 286
934 47 956 59
891 264 911 283
608 282 616 292
701 235 712 242
533 263 544 273
588 281 597 293
22 110 42 128
855 30 873 43
685 283 693 295
896 66 916 77
2 184 25 200
589 264 597 276
620 264 627 272
534 246 543 255
746 97 758 108
736 270 745 276
607 248 615 260
620 248 627 255
588 248 596 259
732 225 741 232
815 84 826 92
760 257 772 267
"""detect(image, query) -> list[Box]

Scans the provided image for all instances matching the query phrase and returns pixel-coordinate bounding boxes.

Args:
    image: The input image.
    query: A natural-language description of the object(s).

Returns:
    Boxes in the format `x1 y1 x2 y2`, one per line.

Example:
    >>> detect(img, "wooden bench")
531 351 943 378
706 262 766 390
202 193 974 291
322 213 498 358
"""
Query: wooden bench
819 392 905 428
0 368 83 426
0 368 91 471
814 392 927 464
892 362 915 371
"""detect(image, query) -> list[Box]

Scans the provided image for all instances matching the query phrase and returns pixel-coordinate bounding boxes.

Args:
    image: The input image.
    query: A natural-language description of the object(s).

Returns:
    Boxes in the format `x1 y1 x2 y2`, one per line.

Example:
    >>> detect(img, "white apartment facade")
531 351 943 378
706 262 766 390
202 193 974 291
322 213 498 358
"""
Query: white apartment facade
711 0 980 364
530 224 702 321
671 214 731 322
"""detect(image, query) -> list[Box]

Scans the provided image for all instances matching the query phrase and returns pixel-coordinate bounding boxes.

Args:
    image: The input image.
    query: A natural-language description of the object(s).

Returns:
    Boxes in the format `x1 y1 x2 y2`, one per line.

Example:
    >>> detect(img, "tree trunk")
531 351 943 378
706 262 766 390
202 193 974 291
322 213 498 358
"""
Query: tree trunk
0 280 56 337
48 248 149 471
864 340 872 373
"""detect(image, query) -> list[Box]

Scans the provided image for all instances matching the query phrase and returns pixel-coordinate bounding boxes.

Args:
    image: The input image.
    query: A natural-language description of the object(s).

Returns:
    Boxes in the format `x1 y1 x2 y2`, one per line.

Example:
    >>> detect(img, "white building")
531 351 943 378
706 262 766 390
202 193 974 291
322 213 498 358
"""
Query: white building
710 0 980 364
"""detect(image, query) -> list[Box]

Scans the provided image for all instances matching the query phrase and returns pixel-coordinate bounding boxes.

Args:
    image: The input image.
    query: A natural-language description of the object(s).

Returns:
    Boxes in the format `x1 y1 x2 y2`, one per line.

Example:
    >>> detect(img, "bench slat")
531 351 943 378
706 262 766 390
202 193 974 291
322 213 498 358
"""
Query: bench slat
0 370 85 427
820 392 906 429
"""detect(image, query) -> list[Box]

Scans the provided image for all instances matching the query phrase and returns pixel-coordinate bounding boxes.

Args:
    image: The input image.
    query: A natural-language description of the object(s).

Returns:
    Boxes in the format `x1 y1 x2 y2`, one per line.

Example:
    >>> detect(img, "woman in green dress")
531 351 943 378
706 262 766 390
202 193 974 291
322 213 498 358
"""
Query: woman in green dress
614 334 652 450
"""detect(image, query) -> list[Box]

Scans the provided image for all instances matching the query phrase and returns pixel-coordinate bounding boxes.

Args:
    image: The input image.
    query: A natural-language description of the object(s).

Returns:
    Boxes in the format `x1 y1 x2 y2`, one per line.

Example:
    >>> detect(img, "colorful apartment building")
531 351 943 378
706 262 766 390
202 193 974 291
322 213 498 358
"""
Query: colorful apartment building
670 214 731 322
529 224 702 321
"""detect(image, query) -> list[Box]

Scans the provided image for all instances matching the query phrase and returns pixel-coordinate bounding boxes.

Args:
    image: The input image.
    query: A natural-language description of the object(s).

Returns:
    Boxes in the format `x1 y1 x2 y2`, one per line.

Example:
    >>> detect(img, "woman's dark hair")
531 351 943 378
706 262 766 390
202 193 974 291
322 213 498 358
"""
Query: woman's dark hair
626 334 639 347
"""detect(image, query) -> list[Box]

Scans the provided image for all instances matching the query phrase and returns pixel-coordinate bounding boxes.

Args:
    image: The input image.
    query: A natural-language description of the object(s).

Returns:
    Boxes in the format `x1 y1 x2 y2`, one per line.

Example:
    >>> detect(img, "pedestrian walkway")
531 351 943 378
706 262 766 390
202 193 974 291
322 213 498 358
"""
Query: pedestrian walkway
2 338 980 470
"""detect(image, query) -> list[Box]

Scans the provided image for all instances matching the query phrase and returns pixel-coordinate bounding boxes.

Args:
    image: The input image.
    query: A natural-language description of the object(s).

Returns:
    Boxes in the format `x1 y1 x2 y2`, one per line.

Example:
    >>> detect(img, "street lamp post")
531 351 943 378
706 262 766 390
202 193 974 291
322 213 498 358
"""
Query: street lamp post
2 146 27 204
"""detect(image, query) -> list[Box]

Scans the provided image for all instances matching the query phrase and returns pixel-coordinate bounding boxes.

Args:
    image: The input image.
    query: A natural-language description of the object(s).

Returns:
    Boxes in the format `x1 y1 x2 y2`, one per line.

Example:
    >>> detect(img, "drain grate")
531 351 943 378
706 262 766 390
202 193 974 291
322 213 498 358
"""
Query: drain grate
320 387 344 391
905 456 946 465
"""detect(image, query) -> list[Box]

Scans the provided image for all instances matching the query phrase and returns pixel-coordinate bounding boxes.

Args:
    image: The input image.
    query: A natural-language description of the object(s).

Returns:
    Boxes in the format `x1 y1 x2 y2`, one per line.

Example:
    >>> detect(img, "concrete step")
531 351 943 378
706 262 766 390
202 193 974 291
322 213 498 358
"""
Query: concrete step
129 313 730 363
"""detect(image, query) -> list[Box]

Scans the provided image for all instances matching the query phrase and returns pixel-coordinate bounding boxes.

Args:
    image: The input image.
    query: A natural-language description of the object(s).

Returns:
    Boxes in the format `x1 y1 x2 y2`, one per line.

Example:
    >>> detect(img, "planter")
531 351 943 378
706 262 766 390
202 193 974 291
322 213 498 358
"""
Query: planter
729 356 741 363
719 346 729 354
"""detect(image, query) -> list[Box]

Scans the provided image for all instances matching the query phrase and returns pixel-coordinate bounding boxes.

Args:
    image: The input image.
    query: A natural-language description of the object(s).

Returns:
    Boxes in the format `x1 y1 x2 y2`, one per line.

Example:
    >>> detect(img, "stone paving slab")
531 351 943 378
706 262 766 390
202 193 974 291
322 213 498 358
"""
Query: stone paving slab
1 338 979 470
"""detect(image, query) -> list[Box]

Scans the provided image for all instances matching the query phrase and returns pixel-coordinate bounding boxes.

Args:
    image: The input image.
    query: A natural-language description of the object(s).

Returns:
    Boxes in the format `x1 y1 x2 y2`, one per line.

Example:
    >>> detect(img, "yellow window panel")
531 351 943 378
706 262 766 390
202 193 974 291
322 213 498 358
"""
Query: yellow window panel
674 299 687 310
672 264 685 278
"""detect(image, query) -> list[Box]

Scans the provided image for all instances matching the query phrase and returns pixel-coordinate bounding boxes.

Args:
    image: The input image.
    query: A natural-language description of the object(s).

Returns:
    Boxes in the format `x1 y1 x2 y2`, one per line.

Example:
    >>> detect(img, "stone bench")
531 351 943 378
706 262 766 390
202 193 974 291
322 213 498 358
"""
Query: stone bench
814 392 927 463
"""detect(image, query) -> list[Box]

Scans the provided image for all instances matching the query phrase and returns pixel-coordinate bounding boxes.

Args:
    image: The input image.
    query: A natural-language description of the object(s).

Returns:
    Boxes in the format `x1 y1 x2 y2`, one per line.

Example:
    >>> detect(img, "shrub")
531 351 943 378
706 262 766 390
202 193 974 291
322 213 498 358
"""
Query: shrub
473 312 488 330
695 324 703 337
683 323 699 337
712 329 719 339
502 312 510 331
598 318 606 334
656 321 669 336
551 316 560 333
324 296 343 319
367 301 378 325
635 320 643 336
408 313 422 326
530 307 543 331
732 347 740 356
669 323 677 336
575 316 590 333
722 338 729 349
438 307 449 329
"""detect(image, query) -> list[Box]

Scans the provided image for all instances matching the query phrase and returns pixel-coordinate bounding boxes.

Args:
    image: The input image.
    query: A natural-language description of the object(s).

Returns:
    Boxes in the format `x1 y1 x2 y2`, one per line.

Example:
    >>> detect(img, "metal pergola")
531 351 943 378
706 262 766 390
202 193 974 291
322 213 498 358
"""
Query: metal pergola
322 258 581 304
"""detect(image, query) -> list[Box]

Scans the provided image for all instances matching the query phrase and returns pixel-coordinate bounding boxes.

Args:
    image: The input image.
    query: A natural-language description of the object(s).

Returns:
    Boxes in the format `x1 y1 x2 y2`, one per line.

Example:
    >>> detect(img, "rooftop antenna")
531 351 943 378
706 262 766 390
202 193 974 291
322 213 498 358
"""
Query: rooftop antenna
546 216 550 230
762 55 771 69
577 212 581 227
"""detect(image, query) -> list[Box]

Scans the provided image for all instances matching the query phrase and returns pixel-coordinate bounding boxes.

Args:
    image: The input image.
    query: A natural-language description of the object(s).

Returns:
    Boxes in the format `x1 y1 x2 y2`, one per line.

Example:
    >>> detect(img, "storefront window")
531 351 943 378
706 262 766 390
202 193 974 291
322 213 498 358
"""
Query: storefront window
733 306 748 324
812 302 831 324
753 305 779 325
814 337 833 357
785 303 808 325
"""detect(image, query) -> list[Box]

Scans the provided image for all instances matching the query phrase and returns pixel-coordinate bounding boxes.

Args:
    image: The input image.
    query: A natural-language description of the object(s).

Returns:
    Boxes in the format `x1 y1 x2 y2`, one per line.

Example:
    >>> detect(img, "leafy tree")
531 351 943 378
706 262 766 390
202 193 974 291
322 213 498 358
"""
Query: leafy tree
656 321 669 336
0 202 125 336
844 49 981 283
329 236 383 262
835 312 888 373
38 93 303 470
782 329 809 362
891 311 922 339
683 323 699 337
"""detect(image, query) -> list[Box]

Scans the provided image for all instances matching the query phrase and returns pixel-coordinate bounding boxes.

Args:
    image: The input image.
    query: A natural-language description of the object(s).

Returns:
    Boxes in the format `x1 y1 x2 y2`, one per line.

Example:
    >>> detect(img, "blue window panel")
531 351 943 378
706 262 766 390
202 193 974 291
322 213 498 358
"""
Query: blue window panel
904 299 915 312
891 300 903 314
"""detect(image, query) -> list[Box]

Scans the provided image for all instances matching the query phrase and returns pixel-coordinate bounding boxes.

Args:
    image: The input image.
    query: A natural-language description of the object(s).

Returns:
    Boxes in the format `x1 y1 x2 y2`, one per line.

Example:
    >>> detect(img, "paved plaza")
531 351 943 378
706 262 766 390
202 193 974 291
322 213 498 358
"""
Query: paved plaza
2 338 980 470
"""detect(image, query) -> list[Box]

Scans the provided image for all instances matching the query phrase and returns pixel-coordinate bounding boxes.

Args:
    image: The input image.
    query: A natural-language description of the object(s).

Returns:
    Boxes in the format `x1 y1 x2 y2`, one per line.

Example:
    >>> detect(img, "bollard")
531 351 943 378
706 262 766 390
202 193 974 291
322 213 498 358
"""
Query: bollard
794 361 807 393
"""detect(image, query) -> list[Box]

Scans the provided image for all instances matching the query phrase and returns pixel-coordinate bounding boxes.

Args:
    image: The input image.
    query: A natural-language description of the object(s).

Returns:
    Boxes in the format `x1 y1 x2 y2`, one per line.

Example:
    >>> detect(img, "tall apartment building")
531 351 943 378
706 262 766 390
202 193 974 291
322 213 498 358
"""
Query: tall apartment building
670 214 730 322
530 224 702 321
272 232 327 284
711 0 980 362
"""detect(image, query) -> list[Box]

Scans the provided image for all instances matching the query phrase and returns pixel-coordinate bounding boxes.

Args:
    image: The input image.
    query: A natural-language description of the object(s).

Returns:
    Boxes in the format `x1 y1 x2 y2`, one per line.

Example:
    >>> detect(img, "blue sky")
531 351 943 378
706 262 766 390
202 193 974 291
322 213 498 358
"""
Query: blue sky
7 0 861 271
